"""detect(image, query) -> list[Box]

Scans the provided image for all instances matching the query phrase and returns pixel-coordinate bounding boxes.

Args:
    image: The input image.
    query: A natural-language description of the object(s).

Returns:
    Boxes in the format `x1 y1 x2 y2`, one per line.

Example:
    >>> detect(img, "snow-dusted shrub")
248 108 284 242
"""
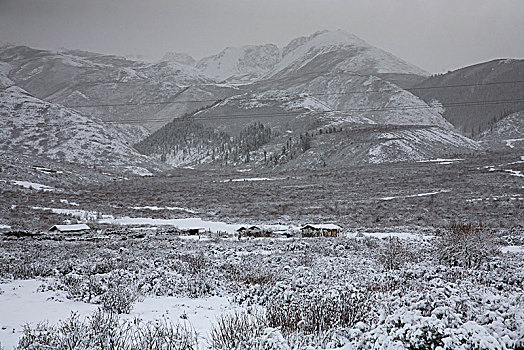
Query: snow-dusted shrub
186 272 216 298
176 252 210 275
377 236 407 270
360 280 524 350
235 327 290 350
61 272 105 302
209 309 266 349
17 322 58 349
436 222 498 268
132 318 198 350
17 309 198 350
266 289 373 335
222 261 276 286
100 270 141 314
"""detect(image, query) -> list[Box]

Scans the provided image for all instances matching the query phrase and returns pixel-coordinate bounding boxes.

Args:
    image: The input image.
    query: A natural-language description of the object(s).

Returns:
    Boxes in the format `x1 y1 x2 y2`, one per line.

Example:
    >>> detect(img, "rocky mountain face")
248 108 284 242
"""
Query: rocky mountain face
196 44 281 82
0 30 495 172
161 52 196 66
410 59 524 136
268 30 428 78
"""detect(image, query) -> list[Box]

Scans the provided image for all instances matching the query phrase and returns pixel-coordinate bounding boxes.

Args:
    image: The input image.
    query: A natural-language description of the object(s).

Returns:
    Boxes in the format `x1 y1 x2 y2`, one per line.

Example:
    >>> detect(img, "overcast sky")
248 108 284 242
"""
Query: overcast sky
0 0 523 73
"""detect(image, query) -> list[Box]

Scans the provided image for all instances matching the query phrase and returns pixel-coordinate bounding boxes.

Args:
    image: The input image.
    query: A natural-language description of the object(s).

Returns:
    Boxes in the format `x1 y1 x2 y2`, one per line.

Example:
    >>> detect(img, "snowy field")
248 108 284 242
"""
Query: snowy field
1 225 523 349
0 279 236 349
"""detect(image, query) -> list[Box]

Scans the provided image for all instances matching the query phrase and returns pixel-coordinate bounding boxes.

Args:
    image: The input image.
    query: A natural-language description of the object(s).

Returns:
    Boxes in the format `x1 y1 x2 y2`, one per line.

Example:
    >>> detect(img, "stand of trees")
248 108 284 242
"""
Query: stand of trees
134 118 272 165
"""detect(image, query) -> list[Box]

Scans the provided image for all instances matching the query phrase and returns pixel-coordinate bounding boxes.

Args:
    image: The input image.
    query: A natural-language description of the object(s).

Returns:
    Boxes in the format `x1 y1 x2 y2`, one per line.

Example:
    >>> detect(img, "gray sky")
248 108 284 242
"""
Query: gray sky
0 0 523 73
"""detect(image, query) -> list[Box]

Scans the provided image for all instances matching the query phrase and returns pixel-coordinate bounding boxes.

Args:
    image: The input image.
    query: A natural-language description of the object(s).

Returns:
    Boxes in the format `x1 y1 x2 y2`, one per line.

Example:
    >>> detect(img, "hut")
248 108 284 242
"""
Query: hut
236 225 271 237
49 224 91 234
301 224 342 237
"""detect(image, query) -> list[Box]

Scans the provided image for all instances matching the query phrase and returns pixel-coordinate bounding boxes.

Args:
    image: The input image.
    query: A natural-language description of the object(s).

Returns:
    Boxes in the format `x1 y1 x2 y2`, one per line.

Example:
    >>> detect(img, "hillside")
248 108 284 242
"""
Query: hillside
479 110 524 149
0 86 163 174
282 124 481 169
0 32 486 171
410 59 524 136
0 44 239 131
196 44 281 82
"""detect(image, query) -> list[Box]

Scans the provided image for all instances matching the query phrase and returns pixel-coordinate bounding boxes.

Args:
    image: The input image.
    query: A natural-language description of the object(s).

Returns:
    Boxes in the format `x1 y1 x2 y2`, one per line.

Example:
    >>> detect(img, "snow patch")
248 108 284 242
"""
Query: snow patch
98 217 242 234
221 177 285 182
12 180 56 192
379 190 450 201
131 206 198 214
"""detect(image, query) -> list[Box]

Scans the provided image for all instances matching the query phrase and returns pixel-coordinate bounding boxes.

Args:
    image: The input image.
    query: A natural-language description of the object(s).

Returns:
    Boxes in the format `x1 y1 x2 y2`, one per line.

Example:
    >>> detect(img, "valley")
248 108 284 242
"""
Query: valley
0 27 523 349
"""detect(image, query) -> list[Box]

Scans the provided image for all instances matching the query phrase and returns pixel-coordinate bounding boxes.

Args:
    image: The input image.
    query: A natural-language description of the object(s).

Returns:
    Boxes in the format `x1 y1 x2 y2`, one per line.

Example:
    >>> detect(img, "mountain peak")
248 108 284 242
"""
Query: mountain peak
282 30 369 57
196 43 281 82
272 30 428 78
161 52 196 66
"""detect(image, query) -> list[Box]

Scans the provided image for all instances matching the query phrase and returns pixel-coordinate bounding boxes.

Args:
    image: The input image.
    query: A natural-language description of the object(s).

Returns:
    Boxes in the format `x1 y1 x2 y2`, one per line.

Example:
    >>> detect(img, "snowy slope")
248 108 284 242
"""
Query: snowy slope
196 44 281 82
279 74 452 129
161 51 196 66
0 86 162 172
281 125 481 169
0 45 234 132
0 61 13 88
366 126 480 164
269 30 429 78
480 111 524 149
194 30 427 83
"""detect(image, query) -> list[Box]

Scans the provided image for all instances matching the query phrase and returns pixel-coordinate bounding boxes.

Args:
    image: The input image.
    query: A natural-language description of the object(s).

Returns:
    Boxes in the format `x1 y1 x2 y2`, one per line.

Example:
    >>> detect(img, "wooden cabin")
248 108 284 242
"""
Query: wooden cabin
236 225 272 237
301 224 342 237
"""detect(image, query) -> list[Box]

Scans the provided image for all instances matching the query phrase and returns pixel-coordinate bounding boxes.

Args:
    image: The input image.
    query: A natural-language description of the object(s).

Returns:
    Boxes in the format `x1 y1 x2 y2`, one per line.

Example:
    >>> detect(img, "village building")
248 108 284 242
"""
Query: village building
181 228 205 235
236 225 272 237
48 224 91 234
301 224 342 237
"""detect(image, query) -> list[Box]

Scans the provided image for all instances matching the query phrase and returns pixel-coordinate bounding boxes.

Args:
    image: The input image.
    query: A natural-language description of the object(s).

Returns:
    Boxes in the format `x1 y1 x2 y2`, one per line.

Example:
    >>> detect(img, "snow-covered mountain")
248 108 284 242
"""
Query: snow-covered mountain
0 86 162 174
196 44 281 82
195 30 428 83
0 44 238 131
0 61 13 88
0 31 487 171
161 52 196 66
269 30 428 79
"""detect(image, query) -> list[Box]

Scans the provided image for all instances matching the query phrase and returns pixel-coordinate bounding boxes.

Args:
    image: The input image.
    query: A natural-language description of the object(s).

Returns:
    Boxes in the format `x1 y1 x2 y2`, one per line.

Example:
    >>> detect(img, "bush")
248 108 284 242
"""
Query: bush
266 290 372 335
209 309 266 349
377 236 407 270
100 271 141 314
17 309 198 350
100 283 140 314
436 222 498 268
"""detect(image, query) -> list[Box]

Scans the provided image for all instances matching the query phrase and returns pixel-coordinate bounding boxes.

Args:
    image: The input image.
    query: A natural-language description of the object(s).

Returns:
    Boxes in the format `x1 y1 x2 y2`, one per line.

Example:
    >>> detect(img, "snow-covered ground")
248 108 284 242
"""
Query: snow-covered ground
131 206 198 213
221 177 286 182
98 217 243 234
12 180 56 192
505 138 524 149
0 279 237 349
378 189 450 201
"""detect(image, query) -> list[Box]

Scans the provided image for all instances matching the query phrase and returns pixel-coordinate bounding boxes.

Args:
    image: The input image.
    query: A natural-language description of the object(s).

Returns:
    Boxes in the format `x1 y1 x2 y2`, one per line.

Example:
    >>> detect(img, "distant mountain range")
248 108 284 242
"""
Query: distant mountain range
0 30 521 173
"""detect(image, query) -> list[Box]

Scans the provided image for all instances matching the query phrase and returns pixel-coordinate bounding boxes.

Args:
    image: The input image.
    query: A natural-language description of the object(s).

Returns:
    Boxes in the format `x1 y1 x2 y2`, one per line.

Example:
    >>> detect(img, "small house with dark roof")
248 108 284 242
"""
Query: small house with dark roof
301 224 342 237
